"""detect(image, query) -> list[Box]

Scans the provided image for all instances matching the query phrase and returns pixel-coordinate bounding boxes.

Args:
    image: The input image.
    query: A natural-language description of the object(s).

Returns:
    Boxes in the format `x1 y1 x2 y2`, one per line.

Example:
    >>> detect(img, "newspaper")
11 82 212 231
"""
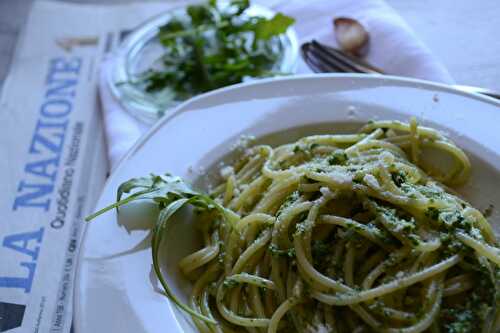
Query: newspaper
0 1 190 332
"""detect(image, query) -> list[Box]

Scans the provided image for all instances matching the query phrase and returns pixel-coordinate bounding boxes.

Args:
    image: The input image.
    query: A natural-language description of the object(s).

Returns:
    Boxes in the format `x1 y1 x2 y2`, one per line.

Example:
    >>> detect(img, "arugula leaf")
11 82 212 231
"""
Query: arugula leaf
254 13 295 40
86 174 239 323
230 0 250 15
159 18 185 34
187 4 214 26
150 197 209 321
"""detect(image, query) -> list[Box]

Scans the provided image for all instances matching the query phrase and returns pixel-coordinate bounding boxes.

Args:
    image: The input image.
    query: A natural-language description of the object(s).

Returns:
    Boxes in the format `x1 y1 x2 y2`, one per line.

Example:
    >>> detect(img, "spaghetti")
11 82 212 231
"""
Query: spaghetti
88 119 500 333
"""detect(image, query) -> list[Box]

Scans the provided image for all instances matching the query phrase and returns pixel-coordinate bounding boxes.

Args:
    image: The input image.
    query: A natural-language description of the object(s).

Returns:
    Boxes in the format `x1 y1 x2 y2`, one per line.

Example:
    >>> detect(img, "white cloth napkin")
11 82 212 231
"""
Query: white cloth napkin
99 0 454 170
99 57 150 168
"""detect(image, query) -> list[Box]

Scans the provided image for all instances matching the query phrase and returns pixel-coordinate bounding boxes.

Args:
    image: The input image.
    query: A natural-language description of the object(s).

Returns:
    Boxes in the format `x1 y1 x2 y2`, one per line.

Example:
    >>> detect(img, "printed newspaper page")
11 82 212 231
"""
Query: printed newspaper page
0 1 182 332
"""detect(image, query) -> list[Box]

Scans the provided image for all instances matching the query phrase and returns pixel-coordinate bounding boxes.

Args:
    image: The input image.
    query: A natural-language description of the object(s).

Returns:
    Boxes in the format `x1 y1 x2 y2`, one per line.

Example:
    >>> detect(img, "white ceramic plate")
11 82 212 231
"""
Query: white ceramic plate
75 74 500 333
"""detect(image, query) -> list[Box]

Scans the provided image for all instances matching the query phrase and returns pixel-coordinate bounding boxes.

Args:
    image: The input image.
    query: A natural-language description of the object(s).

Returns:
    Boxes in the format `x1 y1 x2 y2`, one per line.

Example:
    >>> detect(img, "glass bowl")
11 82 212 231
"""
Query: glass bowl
108 4 299 124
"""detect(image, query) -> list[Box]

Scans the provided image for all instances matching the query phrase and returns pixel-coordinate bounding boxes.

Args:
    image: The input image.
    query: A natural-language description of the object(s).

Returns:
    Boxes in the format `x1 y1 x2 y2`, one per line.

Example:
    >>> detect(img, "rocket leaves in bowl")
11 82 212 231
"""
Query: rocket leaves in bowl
142 0 295 99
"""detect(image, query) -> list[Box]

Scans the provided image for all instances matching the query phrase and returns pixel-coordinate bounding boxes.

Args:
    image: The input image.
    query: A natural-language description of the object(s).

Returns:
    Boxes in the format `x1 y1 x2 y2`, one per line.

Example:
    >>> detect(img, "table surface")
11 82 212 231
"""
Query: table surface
1 0 500 91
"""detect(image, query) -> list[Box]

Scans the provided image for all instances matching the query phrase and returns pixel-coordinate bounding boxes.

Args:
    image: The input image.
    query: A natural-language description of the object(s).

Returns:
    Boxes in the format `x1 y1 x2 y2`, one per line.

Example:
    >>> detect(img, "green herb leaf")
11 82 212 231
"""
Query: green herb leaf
328 149 348 165
187 4 213 26
230 0 250 15
86 174 239 324
254 13 295 40
150 197 216 323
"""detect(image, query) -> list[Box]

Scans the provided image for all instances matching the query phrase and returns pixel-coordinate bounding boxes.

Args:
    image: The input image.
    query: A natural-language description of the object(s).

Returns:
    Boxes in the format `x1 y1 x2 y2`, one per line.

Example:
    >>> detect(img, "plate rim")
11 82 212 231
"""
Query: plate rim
73 73 500 333
110 73 500 178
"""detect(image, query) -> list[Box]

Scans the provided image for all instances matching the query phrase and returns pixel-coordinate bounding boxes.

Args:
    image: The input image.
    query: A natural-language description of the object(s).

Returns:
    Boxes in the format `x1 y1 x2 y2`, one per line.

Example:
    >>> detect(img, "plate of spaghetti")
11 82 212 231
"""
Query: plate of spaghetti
75 74 500 333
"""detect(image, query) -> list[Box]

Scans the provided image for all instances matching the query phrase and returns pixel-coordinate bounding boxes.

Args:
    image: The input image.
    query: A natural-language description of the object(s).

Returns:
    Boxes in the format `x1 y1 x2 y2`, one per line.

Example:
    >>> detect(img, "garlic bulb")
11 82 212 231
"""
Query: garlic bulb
333 17 370 57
